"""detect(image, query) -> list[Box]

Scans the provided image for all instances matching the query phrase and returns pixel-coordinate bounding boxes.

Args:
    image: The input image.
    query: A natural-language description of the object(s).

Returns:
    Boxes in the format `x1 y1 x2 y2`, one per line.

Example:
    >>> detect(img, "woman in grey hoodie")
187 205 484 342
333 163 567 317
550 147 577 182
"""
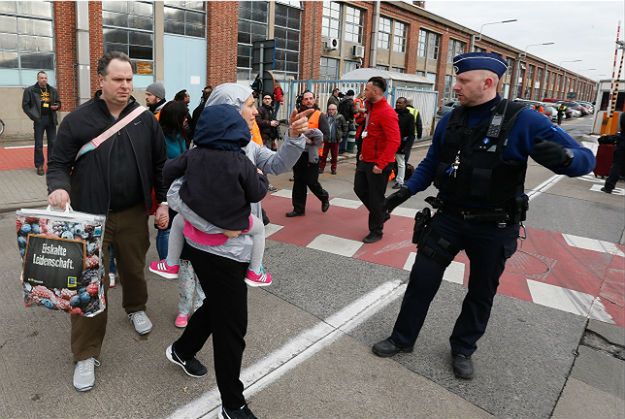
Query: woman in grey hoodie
164 83 313 419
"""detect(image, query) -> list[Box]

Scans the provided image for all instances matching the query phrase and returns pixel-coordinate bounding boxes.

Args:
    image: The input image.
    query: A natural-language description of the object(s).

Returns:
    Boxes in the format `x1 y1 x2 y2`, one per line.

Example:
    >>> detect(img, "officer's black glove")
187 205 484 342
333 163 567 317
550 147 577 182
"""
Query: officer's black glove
530 140 572 168
385 186 413 214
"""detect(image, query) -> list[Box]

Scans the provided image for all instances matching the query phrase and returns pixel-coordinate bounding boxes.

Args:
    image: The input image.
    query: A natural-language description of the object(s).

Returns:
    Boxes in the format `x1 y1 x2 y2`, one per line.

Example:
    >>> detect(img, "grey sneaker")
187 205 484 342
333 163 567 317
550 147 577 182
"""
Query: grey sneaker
73 357 100 392
129 310 153 335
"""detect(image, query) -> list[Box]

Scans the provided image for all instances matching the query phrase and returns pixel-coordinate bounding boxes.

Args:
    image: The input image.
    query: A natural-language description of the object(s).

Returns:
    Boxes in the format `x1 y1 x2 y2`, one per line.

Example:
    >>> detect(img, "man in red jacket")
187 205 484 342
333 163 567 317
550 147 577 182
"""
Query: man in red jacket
353 76 400 243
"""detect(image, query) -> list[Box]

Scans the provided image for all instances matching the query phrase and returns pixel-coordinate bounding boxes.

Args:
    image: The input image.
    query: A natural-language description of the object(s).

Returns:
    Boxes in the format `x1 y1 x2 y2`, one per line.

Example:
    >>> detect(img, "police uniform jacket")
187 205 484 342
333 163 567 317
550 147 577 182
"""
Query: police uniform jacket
405 95 595 208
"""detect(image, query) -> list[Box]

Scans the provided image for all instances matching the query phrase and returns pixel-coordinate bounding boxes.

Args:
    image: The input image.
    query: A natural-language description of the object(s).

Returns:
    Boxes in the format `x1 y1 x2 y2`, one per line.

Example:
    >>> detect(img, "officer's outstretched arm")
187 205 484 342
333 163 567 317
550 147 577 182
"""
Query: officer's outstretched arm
385 186 412 213
515 110 595 176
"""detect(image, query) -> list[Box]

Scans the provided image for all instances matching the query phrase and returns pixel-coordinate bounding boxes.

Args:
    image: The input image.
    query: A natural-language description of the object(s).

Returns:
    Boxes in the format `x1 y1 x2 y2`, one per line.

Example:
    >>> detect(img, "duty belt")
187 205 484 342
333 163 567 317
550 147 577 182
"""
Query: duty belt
440 204 511 225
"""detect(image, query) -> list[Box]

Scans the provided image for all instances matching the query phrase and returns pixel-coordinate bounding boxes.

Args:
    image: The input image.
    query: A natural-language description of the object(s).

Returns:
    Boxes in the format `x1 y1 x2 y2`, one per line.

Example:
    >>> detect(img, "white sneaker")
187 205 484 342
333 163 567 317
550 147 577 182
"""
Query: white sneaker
108 272 117 288
73 357 100 392
129 310 153 335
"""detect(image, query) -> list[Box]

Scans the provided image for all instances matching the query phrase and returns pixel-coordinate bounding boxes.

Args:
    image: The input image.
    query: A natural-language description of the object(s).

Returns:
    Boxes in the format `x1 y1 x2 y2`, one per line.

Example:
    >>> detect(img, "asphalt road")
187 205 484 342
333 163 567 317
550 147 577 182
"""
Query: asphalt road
0 115 623 419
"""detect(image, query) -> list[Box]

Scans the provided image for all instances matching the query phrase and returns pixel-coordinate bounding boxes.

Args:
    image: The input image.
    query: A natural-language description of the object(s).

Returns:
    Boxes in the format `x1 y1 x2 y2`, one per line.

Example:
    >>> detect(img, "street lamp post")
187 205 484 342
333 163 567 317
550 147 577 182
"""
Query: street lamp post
558 59 582 99
515 42 555 99
470 19 517 52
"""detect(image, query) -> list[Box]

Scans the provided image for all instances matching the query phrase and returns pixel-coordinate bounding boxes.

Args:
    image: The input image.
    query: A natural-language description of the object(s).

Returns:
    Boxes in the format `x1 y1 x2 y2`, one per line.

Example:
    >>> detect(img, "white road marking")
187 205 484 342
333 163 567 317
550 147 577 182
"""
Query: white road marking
391 207 418 218
270 189 292 199
169 280 407 419
563 233 625 257
306 234 363 257
403 253 464 285
588 297 615 324
579 174 605 184
527 174 564 202
329 197 362 209
590 184 625 196
403 252 416 271
3 145 36 149
264 223 283 237
443 261 465 285
527 279 596 317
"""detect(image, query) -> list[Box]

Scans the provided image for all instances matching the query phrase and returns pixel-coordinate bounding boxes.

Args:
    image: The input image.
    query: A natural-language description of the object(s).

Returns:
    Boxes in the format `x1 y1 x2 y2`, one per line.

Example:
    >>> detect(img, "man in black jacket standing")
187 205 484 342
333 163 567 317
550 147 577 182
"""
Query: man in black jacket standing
22 71 60 175
47 51 168 393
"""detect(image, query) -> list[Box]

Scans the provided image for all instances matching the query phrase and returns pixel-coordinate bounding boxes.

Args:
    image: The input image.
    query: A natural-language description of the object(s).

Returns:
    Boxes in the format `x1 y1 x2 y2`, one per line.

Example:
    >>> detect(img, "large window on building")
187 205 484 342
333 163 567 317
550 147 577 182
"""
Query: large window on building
343 60 358 75
320 56 339 80
321 1 340 39
103 1 154 75
392 21 406 53
237 1 268 81
274 2 300 78
164 1 206 38
344 5 363 44
0 1 55 85
444 74 456 99
377 16 391 49
447 39 465 63
418 29 439 60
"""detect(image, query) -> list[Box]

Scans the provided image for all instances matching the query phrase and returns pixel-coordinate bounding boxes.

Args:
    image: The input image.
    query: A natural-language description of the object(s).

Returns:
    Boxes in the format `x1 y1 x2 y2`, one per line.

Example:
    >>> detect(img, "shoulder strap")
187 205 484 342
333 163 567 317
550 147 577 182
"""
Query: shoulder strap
75 106 148 161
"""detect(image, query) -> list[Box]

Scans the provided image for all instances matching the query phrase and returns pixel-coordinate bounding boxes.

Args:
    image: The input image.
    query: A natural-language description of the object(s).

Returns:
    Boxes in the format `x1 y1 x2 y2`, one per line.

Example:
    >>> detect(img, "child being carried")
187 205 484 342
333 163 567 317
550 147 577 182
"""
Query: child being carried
150 104 271 286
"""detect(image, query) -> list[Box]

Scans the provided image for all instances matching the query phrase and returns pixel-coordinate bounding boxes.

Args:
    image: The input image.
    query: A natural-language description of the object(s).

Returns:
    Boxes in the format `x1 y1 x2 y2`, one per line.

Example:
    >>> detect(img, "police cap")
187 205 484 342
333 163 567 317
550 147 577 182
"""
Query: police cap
453 52 508 77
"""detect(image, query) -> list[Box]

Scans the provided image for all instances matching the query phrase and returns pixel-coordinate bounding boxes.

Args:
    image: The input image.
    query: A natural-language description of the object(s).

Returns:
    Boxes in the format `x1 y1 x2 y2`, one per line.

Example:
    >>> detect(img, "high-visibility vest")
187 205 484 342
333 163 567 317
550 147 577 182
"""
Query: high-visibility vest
251 120 264 146
407 107 419 132
307 110 323 156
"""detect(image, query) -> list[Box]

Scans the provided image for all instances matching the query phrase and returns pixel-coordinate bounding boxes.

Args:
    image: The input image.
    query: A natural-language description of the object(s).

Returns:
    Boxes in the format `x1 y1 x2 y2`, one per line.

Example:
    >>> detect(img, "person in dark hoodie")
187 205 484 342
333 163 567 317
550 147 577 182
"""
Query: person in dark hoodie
150 103 273 287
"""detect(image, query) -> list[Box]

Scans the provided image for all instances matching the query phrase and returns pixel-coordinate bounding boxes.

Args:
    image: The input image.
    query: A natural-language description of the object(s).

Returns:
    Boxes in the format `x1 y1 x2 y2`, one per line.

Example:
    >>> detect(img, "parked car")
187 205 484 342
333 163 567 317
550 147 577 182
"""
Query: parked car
513 99 554 120
558 101 588 116
437 100 460 116
577 101 595 114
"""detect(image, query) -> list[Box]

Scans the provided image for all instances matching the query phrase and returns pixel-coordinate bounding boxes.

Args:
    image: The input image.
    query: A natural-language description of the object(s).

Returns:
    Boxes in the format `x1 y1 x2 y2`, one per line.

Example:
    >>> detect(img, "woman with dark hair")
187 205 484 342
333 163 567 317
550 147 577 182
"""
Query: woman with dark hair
156 101 188 260
174 89 193 144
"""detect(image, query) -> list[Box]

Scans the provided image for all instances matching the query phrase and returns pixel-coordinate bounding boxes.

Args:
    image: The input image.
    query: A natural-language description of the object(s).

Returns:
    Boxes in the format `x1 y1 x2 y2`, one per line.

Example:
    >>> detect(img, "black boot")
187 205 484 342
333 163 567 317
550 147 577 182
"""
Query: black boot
452 353 474 379
372 338 413 358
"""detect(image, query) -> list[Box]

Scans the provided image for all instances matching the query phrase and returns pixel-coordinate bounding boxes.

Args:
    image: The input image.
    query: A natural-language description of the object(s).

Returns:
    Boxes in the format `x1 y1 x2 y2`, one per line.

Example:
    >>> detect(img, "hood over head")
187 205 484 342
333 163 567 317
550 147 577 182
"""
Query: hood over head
193 104 251 152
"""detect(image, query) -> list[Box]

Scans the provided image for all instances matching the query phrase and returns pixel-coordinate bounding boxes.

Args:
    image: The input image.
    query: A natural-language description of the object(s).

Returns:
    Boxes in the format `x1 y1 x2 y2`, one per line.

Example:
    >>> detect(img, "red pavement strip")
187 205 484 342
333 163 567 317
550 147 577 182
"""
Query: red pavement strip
0 145 42 171
262 193 625 327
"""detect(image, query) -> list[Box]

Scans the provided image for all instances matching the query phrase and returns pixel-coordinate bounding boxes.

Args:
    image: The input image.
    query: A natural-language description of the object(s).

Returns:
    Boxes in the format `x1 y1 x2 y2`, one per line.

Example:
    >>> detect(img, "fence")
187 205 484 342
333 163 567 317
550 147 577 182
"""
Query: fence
274 79 439 137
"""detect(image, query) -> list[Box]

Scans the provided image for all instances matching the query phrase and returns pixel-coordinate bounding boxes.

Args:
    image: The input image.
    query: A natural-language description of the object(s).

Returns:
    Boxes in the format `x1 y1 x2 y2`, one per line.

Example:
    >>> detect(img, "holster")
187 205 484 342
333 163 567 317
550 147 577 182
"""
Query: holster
412 207 432 245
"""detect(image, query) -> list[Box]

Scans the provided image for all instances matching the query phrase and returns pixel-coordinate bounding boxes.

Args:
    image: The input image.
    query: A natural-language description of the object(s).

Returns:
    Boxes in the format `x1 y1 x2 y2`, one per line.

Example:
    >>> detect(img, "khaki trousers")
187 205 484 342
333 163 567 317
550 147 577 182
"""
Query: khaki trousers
71 204 150 362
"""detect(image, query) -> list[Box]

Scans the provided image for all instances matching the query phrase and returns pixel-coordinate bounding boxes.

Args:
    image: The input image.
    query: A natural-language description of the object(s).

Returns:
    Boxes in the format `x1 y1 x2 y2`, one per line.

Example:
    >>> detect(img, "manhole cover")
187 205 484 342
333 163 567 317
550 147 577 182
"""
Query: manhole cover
506 250 556 280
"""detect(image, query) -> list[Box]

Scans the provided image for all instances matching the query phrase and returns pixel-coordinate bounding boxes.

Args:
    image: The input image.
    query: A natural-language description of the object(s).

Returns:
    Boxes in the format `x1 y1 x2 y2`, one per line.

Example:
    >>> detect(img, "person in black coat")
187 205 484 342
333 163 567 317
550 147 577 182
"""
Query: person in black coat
601 112 625 193
255 93 279 150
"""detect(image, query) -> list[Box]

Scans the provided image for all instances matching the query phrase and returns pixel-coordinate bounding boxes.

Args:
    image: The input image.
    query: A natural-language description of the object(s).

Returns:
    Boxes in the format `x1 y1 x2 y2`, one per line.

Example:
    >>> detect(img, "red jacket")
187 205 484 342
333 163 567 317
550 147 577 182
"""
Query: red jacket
358 97 400 169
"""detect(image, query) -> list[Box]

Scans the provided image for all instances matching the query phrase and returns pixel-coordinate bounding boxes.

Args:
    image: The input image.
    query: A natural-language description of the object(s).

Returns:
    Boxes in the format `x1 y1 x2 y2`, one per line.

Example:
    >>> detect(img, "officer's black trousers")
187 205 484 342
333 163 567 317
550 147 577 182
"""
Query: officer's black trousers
291 152 329 214
391 212 519 356
354 160 392 235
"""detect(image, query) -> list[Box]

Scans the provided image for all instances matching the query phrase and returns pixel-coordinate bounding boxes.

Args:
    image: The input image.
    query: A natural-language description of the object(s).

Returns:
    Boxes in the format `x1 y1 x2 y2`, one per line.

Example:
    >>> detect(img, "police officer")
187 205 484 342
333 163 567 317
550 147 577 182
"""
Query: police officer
371 52 595 379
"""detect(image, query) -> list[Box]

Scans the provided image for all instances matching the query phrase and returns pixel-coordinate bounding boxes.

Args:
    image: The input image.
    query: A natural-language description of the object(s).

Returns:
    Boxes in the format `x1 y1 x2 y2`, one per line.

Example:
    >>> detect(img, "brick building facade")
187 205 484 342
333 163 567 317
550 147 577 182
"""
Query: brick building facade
0 0 596 137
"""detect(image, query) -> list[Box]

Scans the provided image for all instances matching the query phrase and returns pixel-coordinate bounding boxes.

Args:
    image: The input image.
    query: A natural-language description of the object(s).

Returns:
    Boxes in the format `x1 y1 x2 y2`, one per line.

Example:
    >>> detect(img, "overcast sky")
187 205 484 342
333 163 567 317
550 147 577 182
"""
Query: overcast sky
423 0 623 80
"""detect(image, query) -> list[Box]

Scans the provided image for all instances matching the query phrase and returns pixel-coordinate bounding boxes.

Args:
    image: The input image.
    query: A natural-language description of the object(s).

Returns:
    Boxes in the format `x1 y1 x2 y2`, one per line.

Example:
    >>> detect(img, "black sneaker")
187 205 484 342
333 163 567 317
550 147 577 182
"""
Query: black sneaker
218 404 258 419
601 186 613 194
166 344 207 378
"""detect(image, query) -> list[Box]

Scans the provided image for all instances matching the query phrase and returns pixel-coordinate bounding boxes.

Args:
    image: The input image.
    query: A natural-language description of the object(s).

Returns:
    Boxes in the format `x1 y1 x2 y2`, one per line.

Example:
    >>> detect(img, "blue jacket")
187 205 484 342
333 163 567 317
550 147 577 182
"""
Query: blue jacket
405 99 595 196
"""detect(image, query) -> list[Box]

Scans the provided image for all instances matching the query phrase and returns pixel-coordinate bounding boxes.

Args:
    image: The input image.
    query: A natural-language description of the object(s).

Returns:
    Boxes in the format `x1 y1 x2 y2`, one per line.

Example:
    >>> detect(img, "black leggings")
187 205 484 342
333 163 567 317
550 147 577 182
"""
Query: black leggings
173 244 249 409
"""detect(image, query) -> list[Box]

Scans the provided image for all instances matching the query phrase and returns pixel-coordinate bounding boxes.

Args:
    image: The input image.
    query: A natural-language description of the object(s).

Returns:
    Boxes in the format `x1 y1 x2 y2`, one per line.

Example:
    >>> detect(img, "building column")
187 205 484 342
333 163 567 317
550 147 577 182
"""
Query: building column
300 2 322 79
206 2 238 85
154 1 165 82
53 1 77 112
88 1 103 97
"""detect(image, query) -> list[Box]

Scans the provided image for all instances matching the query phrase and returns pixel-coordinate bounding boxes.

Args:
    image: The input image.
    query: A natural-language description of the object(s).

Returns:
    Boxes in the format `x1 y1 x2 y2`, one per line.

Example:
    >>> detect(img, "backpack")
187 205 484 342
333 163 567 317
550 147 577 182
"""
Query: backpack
338 97 354 121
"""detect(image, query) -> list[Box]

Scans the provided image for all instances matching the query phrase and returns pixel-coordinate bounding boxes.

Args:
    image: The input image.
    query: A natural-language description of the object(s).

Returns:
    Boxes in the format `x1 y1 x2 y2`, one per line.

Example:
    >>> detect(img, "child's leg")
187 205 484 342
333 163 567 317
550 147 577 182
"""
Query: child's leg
247 214 266 273
166 214 185 266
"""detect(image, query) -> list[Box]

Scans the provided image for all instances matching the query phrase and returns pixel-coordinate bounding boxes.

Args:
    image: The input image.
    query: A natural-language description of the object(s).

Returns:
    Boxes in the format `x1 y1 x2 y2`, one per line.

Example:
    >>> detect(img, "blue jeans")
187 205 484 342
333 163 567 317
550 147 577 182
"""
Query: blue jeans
34 114 56 168
156 228 170 260
108 245 117 274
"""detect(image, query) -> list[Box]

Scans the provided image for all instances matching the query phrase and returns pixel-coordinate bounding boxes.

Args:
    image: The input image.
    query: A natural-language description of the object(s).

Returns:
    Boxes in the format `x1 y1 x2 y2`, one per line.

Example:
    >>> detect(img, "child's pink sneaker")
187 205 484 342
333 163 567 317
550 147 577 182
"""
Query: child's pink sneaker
245 268 272 287
149 260 179 279
175 313 189 328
